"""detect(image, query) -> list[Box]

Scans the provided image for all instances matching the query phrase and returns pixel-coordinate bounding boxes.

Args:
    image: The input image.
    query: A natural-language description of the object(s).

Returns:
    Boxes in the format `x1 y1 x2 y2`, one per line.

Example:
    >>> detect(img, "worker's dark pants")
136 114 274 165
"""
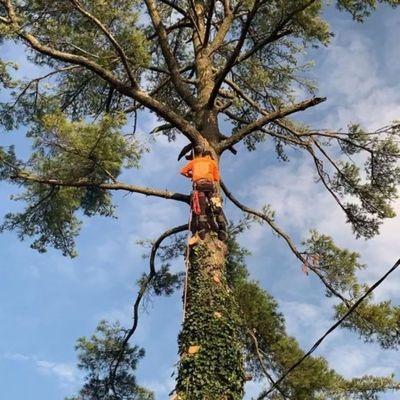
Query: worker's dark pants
193 180 227 240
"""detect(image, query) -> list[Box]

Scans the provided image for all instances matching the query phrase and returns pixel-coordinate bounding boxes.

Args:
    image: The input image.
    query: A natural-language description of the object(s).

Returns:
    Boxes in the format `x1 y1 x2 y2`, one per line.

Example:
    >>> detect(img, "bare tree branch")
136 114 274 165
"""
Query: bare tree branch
203 0 216 47
217 97 326 151
1 0 203 144
237 0 317 65
7 171 190 203
221 180 363 308
208 0 260 108
207 0 234 54
9 66 81 109
109 223 189 396
158 0 189 18
144 0 198 110
247 329 290 400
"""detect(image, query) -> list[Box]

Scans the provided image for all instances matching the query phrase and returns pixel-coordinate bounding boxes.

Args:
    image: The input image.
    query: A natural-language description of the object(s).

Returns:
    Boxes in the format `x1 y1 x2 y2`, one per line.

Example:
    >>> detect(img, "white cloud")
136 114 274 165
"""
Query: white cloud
3 352 31 362
36 359 77 384
317 28 400 131
2 352 79 386
326 343 398 379
143 373 175 399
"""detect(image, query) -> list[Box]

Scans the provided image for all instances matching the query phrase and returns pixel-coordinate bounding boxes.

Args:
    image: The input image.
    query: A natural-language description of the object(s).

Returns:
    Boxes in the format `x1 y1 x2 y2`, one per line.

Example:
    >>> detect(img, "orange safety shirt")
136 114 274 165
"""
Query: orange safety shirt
180 156 220 182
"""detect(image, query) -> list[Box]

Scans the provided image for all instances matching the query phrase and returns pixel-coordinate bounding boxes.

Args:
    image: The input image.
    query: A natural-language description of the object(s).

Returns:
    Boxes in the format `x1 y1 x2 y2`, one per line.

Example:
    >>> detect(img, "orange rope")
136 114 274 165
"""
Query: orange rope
191 190 201 215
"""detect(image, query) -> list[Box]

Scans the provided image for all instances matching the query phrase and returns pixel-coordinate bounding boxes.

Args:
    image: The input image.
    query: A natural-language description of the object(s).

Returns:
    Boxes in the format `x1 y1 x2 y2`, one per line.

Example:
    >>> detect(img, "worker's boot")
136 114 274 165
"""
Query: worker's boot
217 230 227 241
198 229 206 240
216 213 228 241
198 215 208 240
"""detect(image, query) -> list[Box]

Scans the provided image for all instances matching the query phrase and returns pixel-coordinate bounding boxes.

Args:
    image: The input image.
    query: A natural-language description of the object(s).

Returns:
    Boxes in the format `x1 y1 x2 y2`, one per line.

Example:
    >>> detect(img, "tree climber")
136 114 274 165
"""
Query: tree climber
180 148 227 242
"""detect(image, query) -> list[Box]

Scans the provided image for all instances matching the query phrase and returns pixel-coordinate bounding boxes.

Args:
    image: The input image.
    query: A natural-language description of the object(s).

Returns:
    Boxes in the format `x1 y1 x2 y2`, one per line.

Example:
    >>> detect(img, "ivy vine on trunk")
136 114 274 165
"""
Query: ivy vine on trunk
1 0 400 399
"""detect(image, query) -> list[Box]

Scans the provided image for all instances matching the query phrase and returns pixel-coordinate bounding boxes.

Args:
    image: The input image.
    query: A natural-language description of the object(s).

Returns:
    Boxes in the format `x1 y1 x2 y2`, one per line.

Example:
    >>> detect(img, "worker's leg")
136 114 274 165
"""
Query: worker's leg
209 193 228 241
216 210 228 241
197 192 208 240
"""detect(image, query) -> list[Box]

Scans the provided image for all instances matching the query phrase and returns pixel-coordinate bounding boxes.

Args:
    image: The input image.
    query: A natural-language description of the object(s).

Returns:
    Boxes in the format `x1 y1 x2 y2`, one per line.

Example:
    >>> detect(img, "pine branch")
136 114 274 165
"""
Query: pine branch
221 180 394 355
67 0 138 88
1 0 203 145
221 180 372 314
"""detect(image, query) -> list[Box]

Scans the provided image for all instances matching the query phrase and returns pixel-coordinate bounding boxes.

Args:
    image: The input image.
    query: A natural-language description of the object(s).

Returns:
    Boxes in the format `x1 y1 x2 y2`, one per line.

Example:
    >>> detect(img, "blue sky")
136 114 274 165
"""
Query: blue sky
1 4 400 399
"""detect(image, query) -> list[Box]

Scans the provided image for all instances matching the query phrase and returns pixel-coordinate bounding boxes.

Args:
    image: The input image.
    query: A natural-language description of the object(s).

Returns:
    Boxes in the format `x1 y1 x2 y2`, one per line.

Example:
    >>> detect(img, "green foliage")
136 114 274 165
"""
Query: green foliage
136 232 187 296
303 230 365 295
1 0 149 125
0 145 19 178
336 295 400 349
234 278 400 399
30 111 143 179
18 0 149 72
336 0 400 21
146 226 399 398
303 231 400 349
1 113 143 256
66 320 154 400
0 59 17 89
138 264 184 296
330 124 400 238
1 1 400 399
0 184 82 257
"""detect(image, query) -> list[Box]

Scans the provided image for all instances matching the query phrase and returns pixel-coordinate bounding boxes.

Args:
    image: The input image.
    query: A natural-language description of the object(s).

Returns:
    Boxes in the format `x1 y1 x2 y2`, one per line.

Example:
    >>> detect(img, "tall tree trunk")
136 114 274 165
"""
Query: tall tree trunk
175 232 245 399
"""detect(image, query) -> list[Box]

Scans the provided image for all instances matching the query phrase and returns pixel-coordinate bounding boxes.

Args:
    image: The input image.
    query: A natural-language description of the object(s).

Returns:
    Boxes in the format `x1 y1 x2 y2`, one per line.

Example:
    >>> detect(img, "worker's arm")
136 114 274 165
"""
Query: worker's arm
213 161 220 181
180 161 193 178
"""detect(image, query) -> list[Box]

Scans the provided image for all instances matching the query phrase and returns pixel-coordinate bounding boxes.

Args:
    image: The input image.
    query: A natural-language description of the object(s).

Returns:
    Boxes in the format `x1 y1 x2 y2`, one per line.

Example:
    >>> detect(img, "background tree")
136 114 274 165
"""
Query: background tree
1 0 400 399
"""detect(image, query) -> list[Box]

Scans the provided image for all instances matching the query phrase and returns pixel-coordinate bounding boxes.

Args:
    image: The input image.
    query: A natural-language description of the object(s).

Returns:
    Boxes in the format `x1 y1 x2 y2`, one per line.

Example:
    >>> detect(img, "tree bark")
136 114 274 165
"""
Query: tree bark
175 232 245 399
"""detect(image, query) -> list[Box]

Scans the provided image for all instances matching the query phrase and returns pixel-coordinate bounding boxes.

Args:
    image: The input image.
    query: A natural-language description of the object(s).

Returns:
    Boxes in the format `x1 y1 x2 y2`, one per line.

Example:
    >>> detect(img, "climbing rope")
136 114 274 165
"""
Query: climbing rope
182 209 193 322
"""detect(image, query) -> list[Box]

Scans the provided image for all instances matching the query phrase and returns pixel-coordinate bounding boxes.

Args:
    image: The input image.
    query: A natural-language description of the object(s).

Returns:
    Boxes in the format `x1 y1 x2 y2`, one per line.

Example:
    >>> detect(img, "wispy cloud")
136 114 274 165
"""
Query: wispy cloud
3 352 79 386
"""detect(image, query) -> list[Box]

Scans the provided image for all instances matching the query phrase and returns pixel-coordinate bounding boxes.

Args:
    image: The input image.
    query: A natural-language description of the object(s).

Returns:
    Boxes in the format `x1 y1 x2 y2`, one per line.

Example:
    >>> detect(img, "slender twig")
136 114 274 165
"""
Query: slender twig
247 329 290 400
220 180 381 316
217 97 326 151
109 224 188 395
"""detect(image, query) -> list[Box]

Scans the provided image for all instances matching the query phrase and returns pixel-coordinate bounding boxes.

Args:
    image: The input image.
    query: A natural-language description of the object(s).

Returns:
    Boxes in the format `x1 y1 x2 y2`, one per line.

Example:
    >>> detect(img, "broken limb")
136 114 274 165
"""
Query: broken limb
109 224 188 396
